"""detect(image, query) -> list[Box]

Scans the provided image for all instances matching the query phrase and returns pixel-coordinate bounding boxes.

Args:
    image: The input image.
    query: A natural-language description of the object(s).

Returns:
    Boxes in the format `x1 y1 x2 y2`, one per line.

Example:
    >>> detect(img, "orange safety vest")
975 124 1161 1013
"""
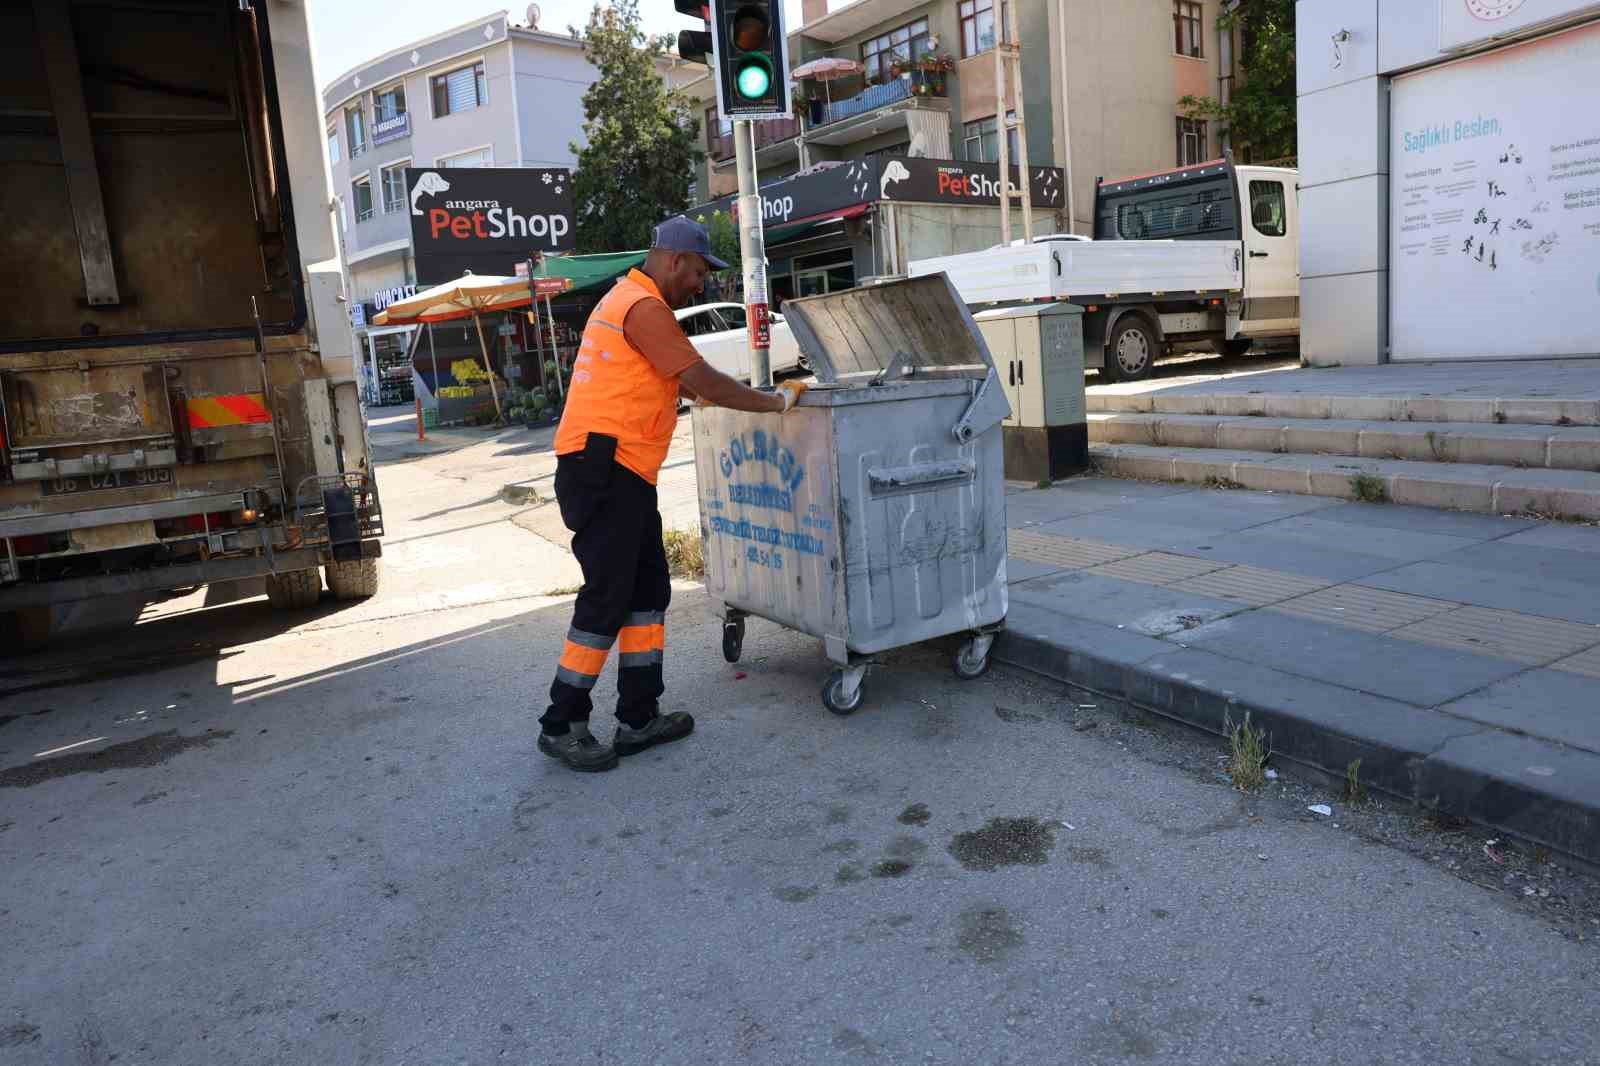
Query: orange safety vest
553 269 682 485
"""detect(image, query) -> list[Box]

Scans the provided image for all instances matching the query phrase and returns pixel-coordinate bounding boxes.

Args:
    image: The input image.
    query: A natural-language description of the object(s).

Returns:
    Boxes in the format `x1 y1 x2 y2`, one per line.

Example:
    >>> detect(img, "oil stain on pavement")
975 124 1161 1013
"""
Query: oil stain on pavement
0 729 232 789
956 907 1025 964
948 817 1057 871
897 802 931 826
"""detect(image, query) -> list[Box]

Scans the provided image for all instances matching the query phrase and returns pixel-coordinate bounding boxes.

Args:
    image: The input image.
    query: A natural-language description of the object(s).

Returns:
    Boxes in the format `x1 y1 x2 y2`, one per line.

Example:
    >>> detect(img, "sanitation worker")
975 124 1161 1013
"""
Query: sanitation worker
540 216 808 772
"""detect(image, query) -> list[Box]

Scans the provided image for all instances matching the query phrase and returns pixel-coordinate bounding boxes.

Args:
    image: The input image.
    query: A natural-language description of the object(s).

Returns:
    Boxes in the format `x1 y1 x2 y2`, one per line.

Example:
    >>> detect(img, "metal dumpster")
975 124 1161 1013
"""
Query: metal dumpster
690 275 1012 714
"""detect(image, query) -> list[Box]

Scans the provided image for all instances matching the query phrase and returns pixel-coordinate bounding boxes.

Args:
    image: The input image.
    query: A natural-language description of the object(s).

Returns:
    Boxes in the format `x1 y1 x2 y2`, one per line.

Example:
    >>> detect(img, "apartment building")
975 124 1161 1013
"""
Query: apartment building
321 8 701 402
687 0 1238 235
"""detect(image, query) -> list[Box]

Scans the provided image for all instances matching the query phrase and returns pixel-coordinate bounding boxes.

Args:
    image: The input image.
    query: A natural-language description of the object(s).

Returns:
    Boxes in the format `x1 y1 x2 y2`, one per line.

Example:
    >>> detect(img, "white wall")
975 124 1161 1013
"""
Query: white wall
512 37 594 168
1297 0 1600 364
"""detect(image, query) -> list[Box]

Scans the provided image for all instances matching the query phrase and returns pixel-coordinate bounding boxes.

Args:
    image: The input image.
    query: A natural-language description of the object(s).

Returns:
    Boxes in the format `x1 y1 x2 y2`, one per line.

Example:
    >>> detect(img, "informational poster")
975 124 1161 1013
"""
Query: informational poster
1390 21 1600 360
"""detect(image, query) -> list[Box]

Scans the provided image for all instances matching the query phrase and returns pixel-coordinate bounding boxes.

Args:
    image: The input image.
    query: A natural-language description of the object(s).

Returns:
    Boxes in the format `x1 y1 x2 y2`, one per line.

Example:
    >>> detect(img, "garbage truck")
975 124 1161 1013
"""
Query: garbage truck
0 0 381 647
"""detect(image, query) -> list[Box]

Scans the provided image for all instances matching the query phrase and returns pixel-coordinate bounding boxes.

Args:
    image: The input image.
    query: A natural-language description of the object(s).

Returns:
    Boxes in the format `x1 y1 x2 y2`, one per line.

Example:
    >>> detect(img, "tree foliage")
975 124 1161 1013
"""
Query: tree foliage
1179 0 1296 163
702 209 741 278
570 0 701 252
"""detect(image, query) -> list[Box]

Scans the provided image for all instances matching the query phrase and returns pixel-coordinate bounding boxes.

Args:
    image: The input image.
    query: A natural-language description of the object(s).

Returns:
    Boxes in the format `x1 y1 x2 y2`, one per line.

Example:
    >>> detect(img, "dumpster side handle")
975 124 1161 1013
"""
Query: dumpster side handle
867 459 976 495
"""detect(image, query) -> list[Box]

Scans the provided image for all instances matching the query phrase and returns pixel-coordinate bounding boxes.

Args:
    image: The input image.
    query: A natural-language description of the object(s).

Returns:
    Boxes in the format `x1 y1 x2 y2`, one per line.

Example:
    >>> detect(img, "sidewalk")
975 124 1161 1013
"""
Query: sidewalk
995 476 1600 863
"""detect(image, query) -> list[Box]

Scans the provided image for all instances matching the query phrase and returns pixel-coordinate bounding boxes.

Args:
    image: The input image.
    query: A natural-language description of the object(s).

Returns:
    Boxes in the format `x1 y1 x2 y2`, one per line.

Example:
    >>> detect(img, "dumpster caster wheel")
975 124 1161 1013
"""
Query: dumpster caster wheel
722 619 745 664
953 633 996 681
822 670 865 716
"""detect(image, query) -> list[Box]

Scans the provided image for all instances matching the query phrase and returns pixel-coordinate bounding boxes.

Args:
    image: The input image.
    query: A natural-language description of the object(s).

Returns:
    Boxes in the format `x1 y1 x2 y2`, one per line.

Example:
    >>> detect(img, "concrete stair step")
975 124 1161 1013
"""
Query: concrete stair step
1088 412 1600 473
1090 443 1600 521
1087 388 1600 428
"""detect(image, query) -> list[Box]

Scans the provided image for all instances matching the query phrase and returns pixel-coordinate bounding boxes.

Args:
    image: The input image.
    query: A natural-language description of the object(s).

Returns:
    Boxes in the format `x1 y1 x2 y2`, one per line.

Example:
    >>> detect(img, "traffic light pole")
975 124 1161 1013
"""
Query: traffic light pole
734 119 772 389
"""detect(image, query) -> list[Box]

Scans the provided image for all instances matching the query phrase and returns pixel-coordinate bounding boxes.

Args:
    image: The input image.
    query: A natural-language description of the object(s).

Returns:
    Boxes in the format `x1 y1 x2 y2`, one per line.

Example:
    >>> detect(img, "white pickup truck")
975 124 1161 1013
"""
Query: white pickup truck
909 158 1300 380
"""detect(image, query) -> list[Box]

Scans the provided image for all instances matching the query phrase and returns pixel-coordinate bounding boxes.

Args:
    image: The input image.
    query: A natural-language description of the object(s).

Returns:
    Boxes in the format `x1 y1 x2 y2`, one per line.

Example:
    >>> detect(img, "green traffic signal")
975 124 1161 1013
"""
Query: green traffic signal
735 60 771 99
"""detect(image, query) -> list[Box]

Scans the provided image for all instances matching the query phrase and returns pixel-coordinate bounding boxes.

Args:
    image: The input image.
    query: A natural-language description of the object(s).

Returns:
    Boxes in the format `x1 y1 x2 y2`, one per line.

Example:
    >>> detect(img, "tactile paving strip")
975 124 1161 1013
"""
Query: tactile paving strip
1269 585 1457 633
1395 606 1600 665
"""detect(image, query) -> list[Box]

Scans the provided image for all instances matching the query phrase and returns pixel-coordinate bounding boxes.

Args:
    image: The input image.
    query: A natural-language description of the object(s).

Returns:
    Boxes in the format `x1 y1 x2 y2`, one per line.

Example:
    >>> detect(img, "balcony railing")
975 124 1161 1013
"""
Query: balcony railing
709 115 801 161
812 73 946 129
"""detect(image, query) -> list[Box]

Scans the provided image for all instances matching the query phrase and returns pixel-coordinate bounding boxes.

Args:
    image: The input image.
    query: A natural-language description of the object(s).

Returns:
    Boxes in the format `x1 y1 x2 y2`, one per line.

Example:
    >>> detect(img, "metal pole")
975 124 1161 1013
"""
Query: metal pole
426 322 440 399
544 294 564 401
1007 0 1033 242
1055 0 1077 234
993 22 1010 247
734 119 771 388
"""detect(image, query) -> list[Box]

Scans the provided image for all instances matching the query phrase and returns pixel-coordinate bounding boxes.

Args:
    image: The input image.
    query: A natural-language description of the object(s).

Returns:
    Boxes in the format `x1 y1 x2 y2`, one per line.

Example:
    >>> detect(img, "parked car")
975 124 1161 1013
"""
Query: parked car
675 302 804 383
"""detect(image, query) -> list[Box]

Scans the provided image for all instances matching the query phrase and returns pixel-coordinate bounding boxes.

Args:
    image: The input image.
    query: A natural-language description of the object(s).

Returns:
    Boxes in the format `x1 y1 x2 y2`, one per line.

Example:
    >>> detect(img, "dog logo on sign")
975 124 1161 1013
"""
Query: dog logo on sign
410 171 451 216
1465 0 1526 19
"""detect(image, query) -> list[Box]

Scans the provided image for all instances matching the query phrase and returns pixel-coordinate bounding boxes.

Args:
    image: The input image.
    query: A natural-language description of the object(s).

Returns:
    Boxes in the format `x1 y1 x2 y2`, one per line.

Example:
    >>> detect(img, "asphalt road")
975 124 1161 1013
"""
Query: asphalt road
2 421 1598 1065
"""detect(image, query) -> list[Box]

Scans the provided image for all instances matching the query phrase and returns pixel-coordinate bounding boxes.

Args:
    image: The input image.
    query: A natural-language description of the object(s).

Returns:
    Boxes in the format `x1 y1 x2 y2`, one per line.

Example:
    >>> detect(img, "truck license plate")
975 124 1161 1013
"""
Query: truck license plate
40 468 174 497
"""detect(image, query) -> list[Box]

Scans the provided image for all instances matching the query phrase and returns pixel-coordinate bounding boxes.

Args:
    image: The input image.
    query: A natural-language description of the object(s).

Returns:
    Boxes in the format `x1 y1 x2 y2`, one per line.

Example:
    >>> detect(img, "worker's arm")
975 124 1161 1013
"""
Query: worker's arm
625 299 803 414
680 361 787 413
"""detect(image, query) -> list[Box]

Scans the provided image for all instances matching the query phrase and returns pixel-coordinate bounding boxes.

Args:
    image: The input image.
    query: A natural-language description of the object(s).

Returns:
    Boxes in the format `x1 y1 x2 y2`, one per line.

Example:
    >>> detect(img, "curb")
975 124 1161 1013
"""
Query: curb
995 603 1600 865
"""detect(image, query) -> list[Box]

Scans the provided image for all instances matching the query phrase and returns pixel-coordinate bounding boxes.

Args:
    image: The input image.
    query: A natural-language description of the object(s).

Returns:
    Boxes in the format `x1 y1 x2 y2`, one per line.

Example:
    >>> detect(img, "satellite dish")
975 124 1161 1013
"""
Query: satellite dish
526 3 540 28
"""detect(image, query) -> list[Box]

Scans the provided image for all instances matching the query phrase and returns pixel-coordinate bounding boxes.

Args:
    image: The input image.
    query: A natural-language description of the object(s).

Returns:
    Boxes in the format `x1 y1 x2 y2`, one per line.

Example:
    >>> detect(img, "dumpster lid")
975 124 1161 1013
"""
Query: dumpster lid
780 274 998 386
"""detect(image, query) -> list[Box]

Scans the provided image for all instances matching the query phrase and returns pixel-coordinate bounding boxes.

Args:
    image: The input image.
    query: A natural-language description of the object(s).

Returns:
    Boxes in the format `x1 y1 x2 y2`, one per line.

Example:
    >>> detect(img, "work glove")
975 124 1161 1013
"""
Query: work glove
777 380 809 413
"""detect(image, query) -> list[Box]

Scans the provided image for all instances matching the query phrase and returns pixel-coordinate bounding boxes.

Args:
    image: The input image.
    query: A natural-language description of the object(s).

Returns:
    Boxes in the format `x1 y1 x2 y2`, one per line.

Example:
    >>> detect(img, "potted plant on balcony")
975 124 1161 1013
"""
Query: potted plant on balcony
912 53 954 96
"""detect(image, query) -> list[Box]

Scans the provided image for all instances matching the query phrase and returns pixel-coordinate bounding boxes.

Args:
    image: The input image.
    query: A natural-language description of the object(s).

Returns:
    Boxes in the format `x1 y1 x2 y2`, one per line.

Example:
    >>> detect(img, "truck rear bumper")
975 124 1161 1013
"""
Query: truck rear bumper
0 491 251 539
0 539 382 609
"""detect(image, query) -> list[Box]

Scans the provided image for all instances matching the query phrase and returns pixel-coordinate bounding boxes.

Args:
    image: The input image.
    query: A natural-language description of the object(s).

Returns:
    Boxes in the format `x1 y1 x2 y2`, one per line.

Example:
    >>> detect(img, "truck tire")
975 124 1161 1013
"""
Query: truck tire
1102 316 1159 382
325 558 380 601
1211 337 1253 358
265 568 322 610
0 607 52 653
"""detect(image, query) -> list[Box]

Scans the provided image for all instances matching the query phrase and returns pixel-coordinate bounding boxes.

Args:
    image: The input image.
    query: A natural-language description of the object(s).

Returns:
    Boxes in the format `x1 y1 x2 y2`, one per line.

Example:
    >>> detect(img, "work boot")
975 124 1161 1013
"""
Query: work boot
613 712 695 757
538 723 618 772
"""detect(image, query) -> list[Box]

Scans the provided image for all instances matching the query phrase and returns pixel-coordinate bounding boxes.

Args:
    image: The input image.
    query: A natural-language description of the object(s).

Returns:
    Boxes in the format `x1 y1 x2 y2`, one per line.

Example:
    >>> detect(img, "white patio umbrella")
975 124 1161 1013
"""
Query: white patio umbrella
374 271 570 422
790 56 863 123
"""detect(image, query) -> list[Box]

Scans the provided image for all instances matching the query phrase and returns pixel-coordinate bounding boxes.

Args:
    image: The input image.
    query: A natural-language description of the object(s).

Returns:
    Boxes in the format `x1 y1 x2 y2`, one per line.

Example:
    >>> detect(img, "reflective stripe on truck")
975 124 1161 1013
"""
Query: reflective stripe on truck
186 393 272 429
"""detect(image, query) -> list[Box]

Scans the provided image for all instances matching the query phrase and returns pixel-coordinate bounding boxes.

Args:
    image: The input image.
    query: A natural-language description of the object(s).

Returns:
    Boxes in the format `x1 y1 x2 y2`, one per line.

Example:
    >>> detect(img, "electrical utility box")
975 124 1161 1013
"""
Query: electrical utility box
973 303 1088 483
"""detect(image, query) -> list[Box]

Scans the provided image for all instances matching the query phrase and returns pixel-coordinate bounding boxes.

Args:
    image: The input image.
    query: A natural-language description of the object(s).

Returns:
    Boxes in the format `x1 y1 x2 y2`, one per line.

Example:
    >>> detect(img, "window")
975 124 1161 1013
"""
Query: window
1249 180 1287 237
959 0 1009 57
1174 1 1203 58
963 112 1019 163
1177 117 1207 166
705 107 732 155
381 162 408 214
437 146 492 168
432 61 487 117
1112 186 1232 240
345 103 367 157
860 18 931 85
374 83 407 123
327 126 340 165
717 305 747 331
352 175 373 222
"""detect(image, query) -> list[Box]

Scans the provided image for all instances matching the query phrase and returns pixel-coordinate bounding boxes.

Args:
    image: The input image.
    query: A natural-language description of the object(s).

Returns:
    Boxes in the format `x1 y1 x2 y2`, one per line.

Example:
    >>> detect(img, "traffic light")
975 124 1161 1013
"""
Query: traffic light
674 0 712 64
709 0 790 120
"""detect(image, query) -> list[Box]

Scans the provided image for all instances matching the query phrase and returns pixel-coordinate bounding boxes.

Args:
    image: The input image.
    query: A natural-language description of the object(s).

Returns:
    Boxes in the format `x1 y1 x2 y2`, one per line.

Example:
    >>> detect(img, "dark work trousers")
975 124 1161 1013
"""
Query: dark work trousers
541 447 671 734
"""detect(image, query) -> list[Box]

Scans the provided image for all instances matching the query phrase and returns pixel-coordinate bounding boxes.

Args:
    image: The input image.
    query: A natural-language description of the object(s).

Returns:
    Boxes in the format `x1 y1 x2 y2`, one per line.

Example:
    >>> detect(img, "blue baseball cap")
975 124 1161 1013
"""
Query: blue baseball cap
652 215 729 269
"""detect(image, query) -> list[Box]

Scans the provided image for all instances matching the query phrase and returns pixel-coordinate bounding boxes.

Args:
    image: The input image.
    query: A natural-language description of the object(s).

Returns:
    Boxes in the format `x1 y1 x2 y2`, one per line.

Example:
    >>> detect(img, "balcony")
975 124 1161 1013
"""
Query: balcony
804 73 950 150
709 115 802 166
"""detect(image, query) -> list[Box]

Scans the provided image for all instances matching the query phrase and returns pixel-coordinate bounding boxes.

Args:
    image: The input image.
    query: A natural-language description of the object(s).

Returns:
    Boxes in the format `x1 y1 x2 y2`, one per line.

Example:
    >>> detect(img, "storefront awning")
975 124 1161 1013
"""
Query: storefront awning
529 251 648 294
767 203 871 244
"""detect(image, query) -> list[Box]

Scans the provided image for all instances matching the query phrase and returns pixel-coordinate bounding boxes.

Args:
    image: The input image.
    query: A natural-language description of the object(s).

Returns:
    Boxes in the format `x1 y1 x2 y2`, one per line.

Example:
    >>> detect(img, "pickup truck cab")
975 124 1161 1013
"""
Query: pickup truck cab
910 157 1300 380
